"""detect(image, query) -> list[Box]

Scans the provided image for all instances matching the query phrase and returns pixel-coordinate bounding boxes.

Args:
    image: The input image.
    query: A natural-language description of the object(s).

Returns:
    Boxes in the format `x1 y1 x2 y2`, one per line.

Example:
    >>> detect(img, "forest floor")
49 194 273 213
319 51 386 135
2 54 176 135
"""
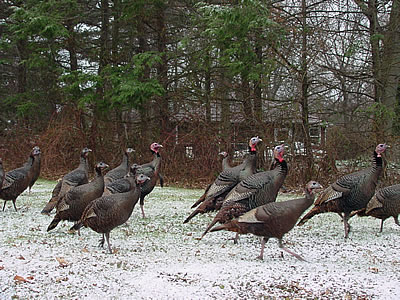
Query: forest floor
0 179 399 299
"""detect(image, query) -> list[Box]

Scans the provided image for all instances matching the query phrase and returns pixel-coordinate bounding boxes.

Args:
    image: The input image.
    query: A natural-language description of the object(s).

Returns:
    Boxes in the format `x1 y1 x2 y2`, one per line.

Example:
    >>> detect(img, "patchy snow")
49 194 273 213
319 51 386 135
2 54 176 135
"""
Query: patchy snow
0 179 399 299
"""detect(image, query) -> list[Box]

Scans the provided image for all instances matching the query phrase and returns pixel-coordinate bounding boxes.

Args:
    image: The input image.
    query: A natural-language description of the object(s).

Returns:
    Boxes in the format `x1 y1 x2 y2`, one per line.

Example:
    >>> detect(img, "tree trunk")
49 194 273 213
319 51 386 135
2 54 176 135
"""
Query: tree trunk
156 4 169 138
379 0 400 136
111 0 125 146
90 0 110 154
65 21 78 72
111 0 120 66
205 53 212 124
219 70 232 151
300 0 314 182
354 0 400 138
138 17 151 145
242 74 252 124
16 39 27 95
254 40 263 124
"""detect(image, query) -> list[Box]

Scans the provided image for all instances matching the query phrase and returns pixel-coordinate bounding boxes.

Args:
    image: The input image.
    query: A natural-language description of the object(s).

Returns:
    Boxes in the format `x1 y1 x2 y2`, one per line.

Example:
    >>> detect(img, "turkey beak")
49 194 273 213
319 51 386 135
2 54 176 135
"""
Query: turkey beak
316 184 323 191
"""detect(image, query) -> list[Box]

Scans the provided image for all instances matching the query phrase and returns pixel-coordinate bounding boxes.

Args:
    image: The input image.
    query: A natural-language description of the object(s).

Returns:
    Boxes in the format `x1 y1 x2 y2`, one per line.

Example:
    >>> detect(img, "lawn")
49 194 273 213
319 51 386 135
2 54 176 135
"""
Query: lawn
0 179 399 299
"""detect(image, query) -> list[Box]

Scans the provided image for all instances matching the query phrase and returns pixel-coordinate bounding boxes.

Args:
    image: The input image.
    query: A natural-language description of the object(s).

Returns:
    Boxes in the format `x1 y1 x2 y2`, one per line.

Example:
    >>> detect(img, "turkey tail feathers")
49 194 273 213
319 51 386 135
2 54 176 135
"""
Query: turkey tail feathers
183 210 200 224
297 207 320 226
47 216 61 232
70 222 83 232
200 218 220 239
41 199 57 214
209 224 228 233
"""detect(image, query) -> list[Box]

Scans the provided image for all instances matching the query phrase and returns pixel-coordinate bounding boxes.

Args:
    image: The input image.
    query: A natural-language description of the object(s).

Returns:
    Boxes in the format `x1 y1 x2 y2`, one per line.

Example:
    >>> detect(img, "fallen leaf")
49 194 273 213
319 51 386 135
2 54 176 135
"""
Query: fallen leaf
370 267 379 273
82 247 89 253
14 275 29 283
56 257 69 268
27 276 34 280
17 255 25 260
0 266 4 270
56 277 68 283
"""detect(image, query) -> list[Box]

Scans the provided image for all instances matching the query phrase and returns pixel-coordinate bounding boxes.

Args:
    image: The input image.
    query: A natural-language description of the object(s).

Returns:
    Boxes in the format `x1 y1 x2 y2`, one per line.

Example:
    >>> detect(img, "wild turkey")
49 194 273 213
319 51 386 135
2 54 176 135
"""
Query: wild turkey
103 148 134 188
0 158 4 190
219 151 232 171
25 146 41 193
71 173 150 254
188 151 233 211
351 184 400 233
136 142 163 218
184 137 262 223
41 147 92 214
103 164 139 195
200 144 288 239
0 147 41 211
47 162 109 232
209 181 322 261
297 143 388 238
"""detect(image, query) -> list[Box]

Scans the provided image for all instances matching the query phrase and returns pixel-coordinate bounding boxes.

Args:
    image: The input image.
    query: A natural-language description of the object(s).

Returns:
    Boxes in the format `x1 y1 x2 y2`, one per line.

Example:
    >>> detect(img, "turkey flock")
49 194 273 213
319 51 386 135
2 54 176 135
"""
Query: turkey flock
0 139 398 261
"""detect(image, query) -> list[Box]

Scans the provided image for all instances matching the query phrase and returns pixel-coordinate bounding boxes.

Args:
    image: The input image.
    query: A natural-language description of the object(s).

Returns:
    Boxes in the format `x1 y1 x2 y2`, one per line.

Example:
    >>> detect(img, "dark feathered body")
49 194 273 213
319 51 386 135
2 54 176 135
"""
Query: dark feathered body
189 162 245 210
201 157 288 237
212 194 314 238
189 137 262 213
188 152 231 210
103 164 138 196
103 148 134 187
26 146 41 193
184 150 259 223
210 181 322 260
137 153 161 196
72 174 149 253
0 168 30 202
47 162 108 231
136 144 163 218
0 147 40 211
41 148 91 214
297 145 387 238
355 184 400 232
81 189 137 233
104 177 132 195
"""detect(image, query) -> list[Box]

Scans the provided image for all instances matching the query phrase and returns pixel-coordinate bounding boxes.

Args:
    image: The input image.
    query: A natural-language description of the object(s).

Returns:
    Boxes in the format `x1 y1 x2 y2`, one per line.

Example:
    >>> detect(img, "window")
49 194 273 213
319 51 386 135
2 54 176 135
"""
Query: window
185 146 194 158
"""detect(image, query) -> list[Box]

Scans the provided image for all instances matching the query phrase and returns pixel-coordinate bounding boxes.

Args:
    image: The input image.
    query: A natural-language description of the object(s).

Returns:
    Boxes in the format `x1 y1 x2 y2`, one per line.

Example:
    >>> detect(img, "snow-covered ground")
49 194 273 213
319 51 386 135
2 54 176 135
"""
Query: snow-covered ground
1 179 399 299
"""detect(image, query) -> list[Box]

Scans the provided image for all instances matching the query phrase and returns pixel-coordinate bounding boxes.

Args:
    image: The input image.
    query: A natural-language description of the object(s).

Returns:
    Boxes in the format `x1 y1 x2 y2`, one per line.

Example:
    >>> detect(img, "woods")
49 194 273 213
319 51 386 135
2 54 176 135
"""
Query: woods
0 0 399 186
